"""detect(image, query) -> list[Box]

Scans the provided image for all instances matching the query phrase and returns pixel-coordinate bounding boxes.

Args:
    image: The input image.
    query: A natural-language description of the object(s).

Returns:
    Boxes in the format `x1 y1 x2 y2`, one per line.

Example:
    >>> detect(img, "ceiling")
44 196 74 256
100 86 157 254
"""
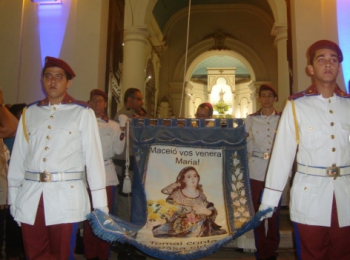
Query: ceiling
191 55 249 79
152 0 273 82
152 0 273 32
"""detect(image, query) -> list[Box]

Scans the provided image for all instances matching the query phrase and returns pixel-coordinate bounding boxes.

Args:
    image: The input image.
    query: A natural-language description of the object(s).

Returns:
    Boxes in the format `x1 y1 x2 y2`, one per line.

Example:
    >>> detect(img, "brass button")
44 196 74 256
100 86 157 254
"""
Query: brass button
53 107 56 111
309 126 313 130
267 129 270 131
268 142 271 144
332 163 336 167
330 122 334 126
267 122 270 124
304 187 307 190
46 135 50 139
69 131 71 134
329 110 333 114
43 158 47 162
332 148 336 152
329 99 331 103
45 147 49 151
48 125 52 129
331 135 335 139
71 186 74 188
267 135 270 137
50 115 54 119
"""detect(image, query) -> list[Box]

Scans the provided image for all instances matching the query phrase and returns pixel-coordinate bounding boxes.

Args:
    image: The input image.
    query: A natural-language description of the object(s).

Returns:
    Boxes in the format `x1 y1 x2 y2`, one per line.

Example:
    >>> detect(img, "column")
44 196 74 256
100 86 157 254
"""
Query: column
122 27 149 97
271 24 289 111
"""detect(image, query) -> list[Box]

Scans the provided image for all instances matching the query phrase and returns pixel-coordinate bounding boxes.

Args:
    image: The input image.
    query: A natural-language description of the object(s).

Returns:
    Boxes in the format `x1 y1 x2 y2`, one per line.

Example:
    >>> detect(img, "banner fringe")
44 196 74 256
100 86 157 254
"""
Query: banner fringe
87 208 273 260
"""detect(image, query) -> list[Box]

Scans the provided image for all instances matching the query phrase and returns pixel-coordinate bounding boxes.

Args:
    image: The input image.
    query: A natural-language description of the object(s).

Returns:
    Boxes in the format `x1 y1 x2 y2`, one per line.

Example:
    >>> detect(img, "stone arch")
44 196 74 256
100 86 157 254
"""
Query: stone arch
172 38 268 82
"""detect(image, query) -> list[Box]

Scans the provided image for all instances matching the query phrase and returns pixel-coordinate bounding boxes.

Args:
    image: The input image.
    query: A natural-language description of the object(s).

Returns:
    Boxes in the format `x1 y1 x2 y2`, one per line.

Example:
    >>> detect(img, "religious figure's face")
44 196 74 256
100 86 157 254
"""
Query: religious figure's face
183 170 199 188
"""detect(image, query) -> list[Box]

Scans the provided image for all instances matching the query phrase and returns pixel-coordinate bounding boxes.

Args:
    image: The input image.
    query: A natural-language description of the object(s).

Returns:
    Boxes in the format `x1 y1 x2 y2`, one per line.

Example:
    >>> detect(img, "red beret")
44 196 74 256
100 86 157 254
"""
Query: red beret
90 89 108 102
202 102 213 109
259 84 278 98
308 40 343 63
43 56 76 77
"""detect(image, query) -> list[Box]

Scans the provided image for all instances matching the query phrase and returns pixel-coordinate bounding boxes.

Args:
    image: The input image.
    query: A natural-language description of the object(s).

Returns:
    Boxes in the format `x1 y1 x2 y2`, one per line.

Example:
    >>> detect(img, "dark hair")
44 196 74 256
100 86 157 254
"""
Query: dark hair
124 88 141 104
9 103 27 119
42 67 73 80
198 103 213 116
177 166 202 190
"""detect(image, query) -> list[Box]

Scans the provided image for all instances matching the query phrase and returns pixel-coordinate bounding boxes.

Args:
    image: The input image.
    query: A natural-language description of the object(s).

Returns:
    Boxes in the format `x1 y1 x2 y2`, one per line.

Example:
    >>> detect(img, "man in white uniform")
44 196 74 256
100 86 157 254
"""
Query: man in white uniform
245 84 281 260
7 57 108 260
259 40 350 259
84 89 126 260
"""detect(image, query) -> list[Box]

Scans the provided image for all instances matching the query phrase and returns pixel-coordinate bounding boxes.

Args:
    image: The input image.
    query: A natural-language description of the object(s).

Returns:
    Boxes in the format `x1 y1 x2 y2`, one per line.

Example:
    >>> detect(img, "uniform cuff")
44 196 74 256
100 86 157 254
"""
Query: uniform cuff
8 187 19 205
90 188 108 209
261 188 282 207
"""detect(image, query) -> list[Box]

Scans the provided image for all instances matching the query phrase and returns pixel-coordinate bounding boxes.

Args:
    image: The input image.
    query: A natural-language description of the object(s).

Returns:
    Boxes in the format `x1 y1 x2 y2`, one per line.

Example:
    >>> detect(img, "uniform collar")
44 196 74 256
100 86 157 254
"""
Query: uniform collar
304 84 349 97
100 114 109 123
37 93 76 106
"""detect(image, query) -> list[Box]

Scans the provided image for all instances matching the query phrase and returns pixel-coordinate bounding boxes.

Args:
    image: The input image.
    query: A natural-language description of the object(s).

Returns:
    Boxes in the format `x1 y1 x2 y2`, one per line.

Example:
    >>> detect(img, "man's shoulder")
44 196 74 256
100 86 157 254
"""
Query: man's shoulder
247 109 261 117
115 106 138 119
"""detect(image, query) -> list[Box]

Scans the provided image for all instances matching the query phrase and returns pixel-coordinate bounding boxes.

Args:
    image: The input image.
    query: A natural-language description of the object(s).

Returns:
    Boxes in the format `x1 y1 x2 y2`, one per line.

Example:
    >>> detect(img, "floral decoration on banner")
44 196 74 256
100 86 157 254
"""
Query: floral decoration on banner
230 151 251 228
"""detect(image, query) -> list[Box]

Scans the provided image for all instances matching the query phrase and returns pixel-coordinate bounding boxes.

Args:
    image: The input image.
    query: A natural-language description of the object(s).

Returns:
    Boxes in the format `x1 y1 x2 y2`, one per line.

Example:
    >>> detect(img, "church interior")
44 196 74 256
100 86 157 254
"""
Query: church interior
0 0 349 259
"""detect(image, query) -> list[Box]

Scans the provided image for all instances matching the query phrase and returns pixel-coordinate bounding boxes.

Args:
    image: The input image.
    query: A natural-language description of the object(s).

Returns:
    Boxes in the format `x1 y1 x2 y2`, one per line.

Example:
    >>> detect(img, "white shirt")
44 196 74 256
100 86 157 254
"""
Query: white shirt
245 109 280 181
7 96 107 225
262 86 350 227
96 116 125 186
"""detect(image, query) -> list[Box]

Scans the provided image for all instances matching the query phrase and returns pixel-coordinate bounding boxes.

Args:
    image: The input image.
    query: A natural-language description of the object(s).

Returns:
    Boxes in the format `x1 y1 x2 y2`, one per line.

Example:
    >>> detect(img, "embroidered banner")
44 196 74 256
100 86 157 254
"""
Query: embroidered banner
88 118 272 260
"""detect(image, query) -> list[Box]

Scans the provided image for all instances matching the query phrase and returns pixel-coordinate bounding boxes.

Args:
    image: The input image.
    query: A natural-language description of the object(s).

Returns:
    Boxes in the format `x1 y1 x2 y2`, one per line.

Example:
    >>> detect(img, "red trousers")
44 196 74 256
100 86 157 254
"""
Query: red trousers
250 179 280 259
83 185 115 259
21 195 78 260
294 196 350 260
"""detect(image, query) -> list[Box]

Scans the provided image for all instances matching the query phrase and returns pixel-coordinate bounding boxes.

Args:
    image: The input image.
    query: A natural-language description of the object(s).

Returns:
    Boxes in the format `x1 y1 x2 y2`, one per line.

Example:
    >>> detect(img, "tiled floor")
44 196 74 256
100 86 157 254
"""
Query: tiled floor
76 207 296 260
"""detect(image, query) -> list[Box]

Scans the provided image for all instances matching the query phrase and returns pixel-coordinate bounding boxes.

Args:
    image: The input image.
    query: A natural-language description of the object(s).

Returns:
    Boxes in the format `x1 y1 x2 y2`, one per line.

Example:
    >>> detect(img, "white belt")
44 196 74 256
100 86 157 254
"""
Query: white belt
25 171 83 182
297 164 350 178
252 151 270 160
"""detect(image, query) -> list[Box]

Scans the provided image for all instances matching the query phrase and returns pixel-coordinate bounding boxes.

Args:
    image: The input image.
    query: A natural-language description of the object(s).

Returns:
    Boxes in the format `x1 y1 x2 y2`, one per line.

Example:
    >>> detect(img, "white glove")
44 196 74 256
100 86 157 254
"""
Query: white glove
258 203 274 221
118 114 128 128
95 206 109 215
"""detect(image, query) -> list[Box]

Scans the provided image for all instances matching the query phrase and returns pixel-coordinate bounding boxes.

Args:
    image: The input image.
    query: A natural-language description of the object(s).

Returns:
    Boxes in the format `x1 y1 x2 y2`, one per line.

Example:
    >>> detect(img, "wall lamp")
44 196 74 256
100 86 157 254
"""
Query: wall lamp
31 0 62 4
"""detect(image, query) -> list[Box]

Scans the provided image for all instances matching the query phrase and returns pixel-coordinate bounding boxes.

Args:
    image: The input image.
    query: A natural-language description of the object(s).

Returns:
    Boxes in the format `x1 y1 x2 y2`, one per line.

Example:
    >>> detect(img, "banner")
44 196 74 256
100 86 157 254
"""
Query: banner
88 118 272 260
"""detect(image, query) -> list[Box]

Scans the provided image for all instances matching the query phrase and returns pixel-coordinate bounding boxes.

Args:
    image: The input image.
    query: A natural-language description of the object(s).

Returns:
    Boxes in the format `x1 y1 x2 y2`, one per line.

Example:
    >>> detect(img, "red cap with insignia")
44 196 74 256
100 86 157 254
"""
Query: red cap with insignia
90 89 108 102
308 40 343 64
43 56 76 78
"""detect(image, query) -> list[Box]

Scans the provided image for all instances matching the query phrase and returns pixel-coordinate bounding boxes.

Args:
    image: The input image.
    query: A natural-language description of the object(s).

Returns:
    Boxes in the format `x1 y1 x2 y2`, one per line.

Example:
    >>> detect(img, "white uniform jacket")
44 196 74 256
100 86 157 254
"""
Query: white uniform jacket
97 116 125 186
262 85 350 227
7 94 107 226
245 109 281 181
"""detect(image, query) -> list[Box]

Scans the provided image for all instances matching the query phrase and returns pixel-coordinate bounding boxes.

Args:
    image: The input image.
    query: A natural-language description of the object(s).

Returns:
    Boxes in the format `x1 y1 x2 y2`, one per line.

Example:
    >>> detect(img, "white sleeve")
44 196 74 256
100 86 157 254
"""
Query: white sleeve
112 122 125 155
262 101 298 206
80 109 107 209
7 115 28 205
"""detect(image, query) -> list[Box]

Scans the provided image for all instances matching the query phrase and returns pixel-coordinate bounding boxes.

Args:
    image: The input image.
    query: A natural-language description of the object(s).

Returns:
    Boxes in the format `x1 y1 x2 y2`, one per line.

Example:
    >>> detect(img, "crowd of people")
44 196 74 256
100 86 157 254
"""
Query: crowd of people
0 38 349 260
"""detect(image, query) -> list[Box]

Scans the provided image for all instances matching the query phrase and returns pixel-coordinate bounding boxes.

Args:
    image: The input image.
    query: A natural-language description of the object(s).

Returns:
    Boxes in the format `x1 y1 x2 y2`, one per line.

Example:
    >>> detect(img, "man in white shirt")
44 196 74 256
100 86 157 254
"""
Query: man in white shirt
245 84 281 260
7 57 108 260
84 89 126 260
259 40 350 259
